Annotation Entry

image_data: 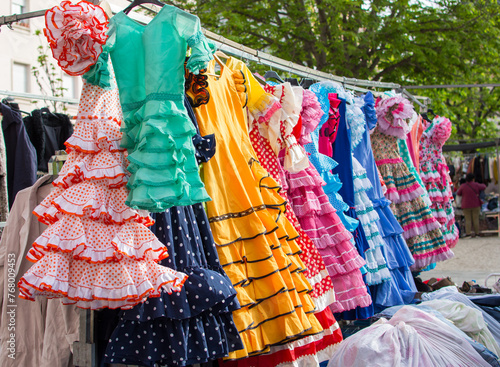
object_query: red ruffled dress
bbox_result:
[18,66,188,309]
[419,116,459,248]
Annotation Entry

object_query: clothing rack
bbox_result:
[0,90,79,104]
[0,1,431,104]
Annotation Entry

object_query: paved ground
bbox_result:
[422,235,500,288]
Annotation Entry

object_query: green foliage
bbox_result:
[171,0,500,142]
[32,29,67,112]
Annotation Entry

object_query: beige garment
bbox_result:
[0,121,8,235]
[0,175,79,367]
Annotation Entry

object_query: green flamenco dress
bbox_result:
[106,5,213,211]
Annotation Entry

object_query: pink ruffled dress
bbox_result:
[371,97,453,270]
[228,69,343,365]
[419,116,459,248]
[18,64,188,309]
[265,84,372,315]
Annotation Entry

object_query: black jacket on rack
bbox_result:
[1,102,37,208]
[23,108,73,172]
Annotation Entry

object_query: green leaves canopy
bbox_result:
[173,0,500,142]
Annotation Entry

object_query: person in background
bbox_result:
[456,173,486,238]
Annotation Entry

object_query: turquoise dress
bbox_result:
[106,5,213,211]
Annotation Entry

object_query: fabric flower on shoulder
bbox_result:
[44,0,108,76]
[375,96,414,138]
[430,116,452,146]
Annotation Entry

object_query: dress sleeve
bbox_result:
[175,9,214,75]
[82,22,116,89]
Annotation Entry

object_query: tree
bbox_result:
[169,0,500,141]
[32,29,67,112]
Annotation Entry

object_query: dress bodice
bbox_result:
[108,6,213,110]
[419,117,452,168]
[371,126,401,162]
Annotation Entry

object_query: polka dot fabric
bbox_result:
[104,204,243,366]
[18,63,188,309]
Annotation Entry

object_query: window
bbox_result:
[11,0,29,27]
[62,74,77,99]
[12,62,30,93]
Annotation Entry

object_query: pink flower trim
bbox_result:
[376,157,404,166]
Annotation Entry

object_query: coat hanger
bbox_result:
[1,98,29,115]
[214,50,230,61]
[209,53,226,78]
[264,70,284,84]
[300,78,315,89]
[123,0,164,14]
[421,108,435,123]
[40,106,57,118]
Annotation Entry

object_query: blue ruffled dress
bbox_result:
[352,92,417,312]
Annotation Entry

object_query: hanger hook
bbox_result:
[239,44,245,61]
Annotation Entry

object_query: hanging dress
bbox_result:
[398,137,433,209]
[348,96,391,286]
[106,5,213,211]
[18,59,188,309]
[220,57,342,367]
[264,83,371,315]
[304,87,359,234]
[322,87,374,320]
[419,116,459,248]
[190,59,323,360]
[103,98,243,366]
[371,96,453,270]
[352,92,417,311]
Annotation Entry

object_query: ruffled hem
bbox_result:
[27,216,167,263]
[223,310,342,367]
[37,180,151,226]
[385,182,425,204]
[54,149,129,189]
[66,117,124,154]
[420,167,443,182]
[400,216,442,240]
[125,181,211,212]
[328,275,373,314]
[119,100,211,211]
[287,170,325,190]
[353,175,373,194]
[18,252,188,309]
[121,268,239,321]
[410,244,454,270]
[104,311,242,367]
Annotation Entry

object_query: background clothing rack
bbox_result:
[0,90,80,105]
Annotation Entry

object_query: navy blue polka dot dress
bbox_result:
[104,205,243,366]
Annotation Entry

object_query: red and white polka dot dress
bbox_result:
[19,63,188,309]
